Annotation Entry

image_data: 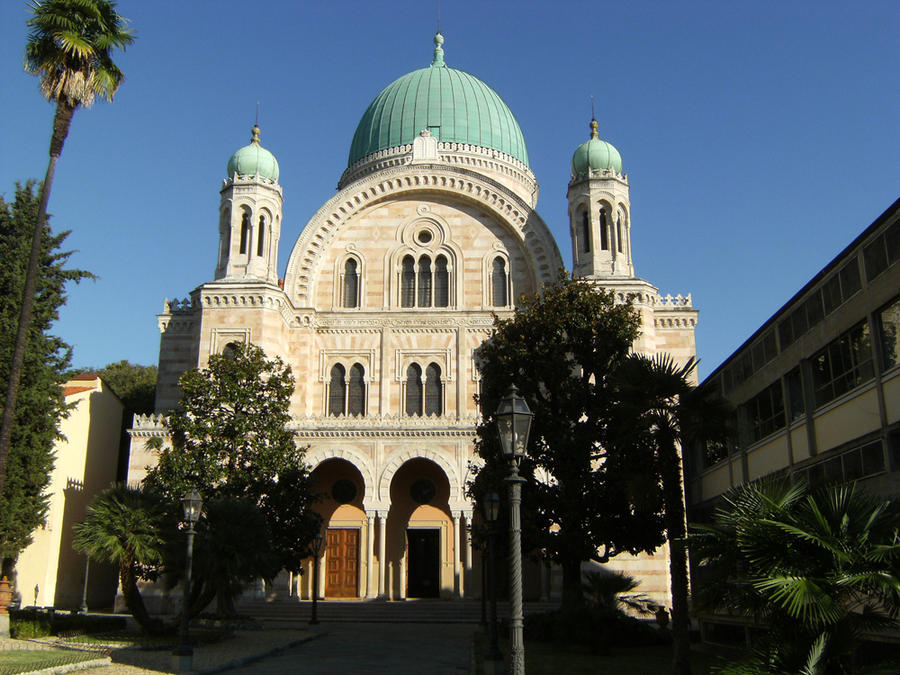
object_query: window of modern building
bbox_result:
[599,209,609,250]
[348,363,365,416]
[257,215,265,256]
[343,258,360,308]
[742,381,785,444]
[811,321,875,407]
[864,220,899,282]
[328,364,346,416]
[405,363,423,416]
[780,259,862,349]
[877,295,900,370]
[239,212,250,254]
[785,368,804,422]
[491,257,508,307]
[424,363,442,416]
[798,439,885,487]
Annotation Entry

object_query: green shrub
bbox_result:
[10,618,52,639]
[522,606,670,652]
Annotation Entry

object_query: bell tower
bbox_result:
[567,119,633,279]
[215,124,283,285]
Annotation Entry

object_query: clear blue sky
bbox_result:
[1,0,898,380]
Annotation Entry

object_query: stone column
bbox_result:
[377,513,387,598]
[453,512,462,598]
[366,513,376,598]
[463,510,473,599]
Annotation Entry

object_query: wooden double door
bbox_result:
[325,528,359,597]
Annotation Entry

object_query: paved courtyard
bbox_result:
[229,622,474,674]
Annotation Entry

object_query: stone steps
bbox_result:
[237,599,559,624]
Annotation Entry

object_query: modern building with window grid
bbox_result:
[686,195,900,520]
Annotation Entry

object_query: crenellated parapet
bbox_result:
[129,413,167,437]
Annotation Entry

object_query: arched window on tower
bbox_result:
[239,212,250,254]
[343,258,359,308]
[600,209,609,250]
[405,363,423,416]
[348,363,365,416]
[617,216,624,253]
[328,364,346,416]
[580,210,590,254]
[435,256,449,307]
[424,363,442,416]
[491,257,508,307]
[401,255,416,308]
[257,215,266,256]
[417,256,433,307]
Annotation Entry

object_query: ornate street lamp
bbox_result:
[495,385,532,675]
[482,491,502,663]
[310,532,324,625]
[173,488,203,674]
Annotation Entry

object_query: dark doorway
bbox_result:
[406,528,440,598]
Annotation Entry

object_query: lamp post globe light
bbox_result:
[310,532,324,625]
[173,488,203,674]
[494,385,533,675]
[482,491,502,664]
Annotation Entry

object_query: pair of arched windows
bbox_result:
[405,362,442,416]
[239,212,267,257]
[401,254,449,308]
[328,363,366,416]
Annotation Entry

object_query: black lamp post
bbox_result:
[495,385,533,675]
[483,491,502,663]
[173,488,203,674]
[309,532,324,625]
[78,553,89,614]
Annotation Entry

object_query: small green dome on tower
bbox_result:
[227,125,280,182]
[348,33,529,167]
[571,119,622,177]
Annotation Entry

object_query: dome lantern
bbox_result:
[226,124,280,182]
[571,118,622,178]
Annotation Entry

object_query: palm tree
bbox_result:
[0,0,133,499]
[692,479,900,674]
[73,484,167,633]
[613,354,733,675]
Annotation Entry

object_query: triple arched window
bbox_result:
[401,254,450,308]
[405,362,443,416]
[328,363,366,416]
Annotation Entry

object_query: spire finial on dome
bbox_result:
[432,31,445,67]
[589,118,599,140]
[251,124,261,145]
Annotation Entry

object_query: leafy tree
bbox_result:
[73,483,169,633]
[691,479,900,674]
[146,343,319,615]
[469,275,666,609]
[0,0,134,500]
[0,182,90,575]
[612,354,733,675]
[94,360,157,415]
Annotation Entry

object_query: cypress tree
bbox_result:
[0,182,91,575]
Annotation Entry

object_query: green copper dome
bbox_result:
[571,119,622,177]
[348,33,529,167]
[227,125,280,182]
